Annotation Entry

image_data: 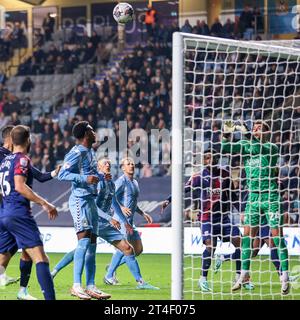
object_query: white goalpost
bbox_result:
[172,32,300,300]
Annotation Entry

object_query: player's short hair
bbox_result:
[1,125,14,140]
[98,157,111,166]
[254,120,270,132]
[121,157,135,167]
[72,121,94,140]
[204,148,220,165]
[204,148,218,155]
[11,125,30,146]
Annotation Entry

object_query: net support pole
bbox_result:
[171,32,184,300]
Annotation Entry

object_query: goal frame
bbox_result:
[171,32,300,300]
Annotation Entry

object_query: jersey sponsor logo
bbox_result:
[248,157,261,166]
[63,162,71,169]
[20,157,28,167]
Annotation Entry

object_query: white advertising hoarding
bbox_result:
[39,227,300,256]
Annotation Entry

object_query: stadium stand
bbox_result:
[0,18,299,225]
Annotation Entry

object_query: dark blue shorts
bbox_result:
[201,216,241,244]
[0,215,43,252]
[258,224,270,239]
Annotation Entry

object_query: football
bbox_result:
[113,2,134,24]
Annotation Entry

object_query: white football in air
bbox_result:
[113,2,134,24]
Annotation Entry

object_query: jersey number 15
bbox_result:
[0,171,11,197]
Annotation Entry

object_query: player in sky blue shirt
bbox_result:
[0,125,61,300]
[51,158,158,289]
[104,157,159,289]
[0,125,57,300]
[57,121,110,300]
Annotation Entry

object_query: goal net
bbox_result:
[172,32,300,300]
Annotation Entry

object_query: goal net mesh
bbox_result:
[180,34,300,300]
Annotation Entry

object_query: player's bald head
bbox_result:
[11,125,30,147]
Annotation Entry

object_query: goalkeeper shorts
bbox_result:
[244,192,283,229]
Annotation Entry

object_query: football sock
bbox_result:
[106,250,123,279]
[241,236,251,271]
[270,246,280,273]
[20,259,32,288]
[118,255,127,267]
[85,243,97,286]
[74,238,90,285]
[36,262,56,300]
[233,248,241,274]
[52,250,75,276]
[223,248,241,273]
[124,254,142,282]
[273,236,289,272]
[202,248,212,277]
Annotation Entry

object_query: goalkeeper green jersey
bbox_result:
[221,138,279,192]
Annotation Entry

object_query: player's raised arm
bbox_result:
[221,121,250,155]
[58,150,98,184]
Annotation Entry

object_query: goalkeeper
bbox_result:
[221,120,290,295]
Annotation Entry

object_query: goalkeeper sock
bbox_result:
[241,236,251,272]
[106,250,124,279]
[270,247,280,274]
[85,243,97,286]
[202,248,212,277]
[52,250,75,276]
[273,236,289,272]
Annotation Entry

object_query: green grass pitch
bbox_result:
[1,253,300,300]
[0,253,171,300]
[184,255,300,300]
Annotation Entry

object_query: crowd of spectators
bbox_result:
[17,39,103,76]
[0,6,300,223]
[184,44,300,224]
[0,21,27,61]
[35,41,173,178]
[180,5,263,41]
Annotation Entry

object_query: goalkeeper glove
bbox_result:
[234,120,249,134]
[223,121,236,134]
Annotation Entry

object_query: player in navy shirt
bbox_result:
[161,149,242,292]
[0,125,61,300]
[0,125,58,300]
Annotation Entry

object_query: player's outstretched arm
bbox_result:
[136,206,153,224]
[31,164,62,183]
[14,175,58,220]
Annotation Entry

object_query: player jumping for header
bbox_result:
[58,121,111,300]
[221,120,290,295]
